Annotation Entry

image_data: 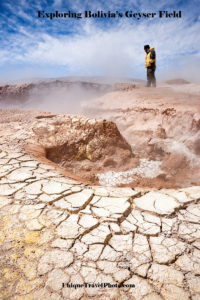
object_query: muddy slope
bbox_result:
[82,83,200,187]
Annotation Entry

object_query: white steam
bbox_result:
[0,82,110,114]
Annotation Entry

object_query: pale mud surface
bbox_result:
[0,80,200,299]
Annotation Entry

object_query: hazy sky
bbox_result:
[0,0,200,82]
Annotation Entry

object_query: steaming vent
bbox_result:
[31,108,200,188]
[1,79,200,188]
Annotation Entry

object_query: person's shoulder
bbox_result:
[150,48,156,58]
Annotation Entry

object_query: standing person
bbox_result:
[144,45,156,87]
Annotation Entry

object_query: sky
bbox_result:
[0,0,200,82]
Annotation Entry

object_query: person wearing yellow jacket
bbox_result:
[144,45,156,87]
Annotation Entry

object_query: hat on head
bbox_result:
[144,45,150,50]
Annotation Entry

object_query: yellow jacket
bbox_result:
[145,47,156,68]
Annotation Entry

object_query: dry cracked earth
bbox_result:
[1,148,200,300]
[0,110,200,300]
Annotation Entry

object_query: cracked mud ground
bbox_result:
[0,110,200,300]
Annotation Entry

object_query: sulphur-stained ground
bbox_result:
[0,105,200,299]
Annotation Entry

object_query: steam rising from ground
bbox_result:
[24,84,102,114]
[167,140,200,168]
[0,78,199,187]
[82,81,200,187]
[0,80,111,114]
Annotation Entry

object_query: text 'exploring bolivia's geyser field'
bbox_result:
[37,10,182,20]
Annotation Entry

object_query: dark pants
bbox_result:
[147,67,156,87]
